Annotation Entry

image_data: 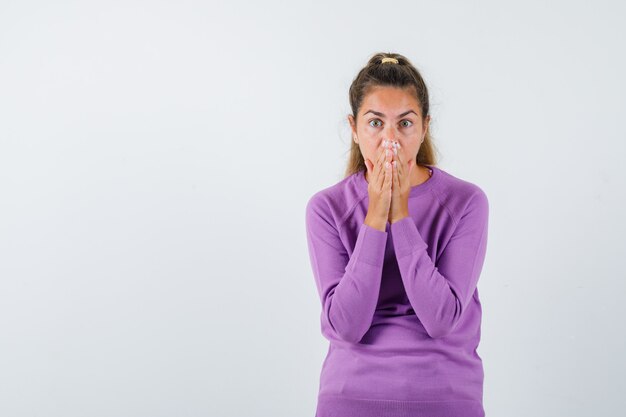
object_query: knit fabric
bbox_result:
[305,165,489,417]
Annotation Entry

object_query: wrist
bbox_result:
[364,214,388,232]
[390,211,409,224]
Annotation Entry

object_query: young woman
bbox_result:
[305,52,490,417]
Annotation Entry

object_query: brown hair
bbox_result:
[344,52,439,178]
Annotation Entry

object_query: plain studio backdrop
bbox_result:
[1,1,625,416]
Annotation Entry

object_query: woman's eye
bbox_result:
[369,119,413,128]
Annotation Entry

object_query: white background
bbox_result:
[1,1,625,416]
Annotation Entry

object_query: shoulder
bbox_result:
[305,171,366,230]
[431,166,489,224]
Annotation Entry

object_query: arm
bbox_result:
[390,190,489,339]
[305,196,387,343]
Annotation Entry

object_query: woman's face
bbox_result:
[349,85,430,171]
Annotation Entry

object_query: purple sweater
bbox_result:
[305,165,489,417]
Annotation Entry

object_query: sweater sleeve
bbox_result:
[305,196,388,344]
[389,190,489,339]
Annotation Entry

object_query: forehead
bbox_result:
[361,85,420,113]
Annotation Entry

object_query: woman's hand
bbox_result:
[388,140,415,224]
[363,140,393,232]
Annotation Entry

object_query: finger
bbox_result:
[393,141,405,176]
[407,159,415,180]
[392,141,404,188]
[394,141,403,164]
[371,144,385,188]
[377,143,391,190]
[392,159,399,191]
[384,155,393,190]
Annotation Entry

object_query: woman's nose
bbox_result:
[383,126,400,141]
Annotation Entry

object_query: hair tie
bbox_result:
[381,57,399,64]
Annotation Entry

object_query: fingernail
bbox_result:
[393,148,398,155]
[386,149,390,156]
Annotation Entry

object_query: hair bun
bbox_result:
[380,57,399,64]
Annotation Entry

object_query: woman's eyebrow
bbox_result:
[363,109,418,118]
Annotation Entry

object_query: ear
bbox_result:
[348,114,357,138]
[423,115,431,137]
